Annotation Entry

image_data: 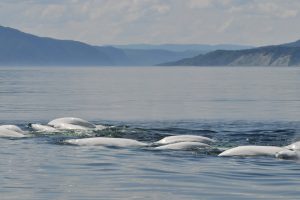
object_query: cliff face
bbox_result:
[161,45,300,66]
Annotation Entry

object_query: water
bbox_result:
[1,67,300,199]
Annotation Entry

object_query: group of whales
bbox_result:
[1,117,300,160]
[0,117,106,138]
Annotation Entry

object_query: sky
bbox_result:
[0,0,299,46]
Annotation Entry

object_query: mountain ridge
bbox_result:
[2,25,298,67]
[160,42,300,66]
[0,25,206,66]
[0,25,254,66]
[0,25,112,66]
[113,43,253,53]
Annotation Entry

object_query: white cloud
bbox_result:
[41,5,65,19]
[188,0,212,8]
[228,0,299,19]
[217,18,234,33]
[257,2,298,19]
[151,4,170,14]
[0,0,299,46]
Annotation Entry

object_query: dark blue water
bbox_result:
[1,67,300,199]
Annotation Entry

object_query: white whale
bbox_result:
[275,149,300,160]
[30,117,106,133]
[30,124,58,132]
[0,125,24,133]
[285,141,300,151]
[95,125,107,131]
[48,117,104,130]
[218,145,286,157]
[0,125,27,138]
[155,141,210,150]
[65,137,148,148]
[155,135,215,145]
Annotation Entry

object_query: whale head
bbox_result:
[276,150,300,160]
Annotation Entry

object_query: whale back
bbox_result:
[218,146,286,157]
[52,123,92,130]
[155,135,215,145]
[30,124,58,132]
[65,137,148,147]
[48,117,96,129]
[0,125,24,134]
[0,126,26,138]
[155,141,210,150]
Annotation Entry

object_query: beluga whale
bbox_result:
[155,141,211,150]
[65,137,148,148]
[275,149,300,160]
[29,117,106,132]
[218,141,300,159]
[154,135,215,145]
[218,145,286,157]
[285,141,300,151]
[0,125,28,138]
[48,117,97,130]
[272,141,300,160]
[28,123,58,133]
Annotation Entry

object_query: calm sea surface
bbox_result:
[1,67,300,199]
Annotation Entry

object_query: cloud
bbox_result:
[40,5,66,21]
[0,0,299,46]
[217,18,234,33]
[228,0,299,19]
[257,2,298,18]
[188,0,212,8]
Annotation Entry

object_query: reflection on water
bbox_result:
[1,67,300,199]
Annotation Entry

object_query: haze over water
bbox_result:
[1,67,300,199]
